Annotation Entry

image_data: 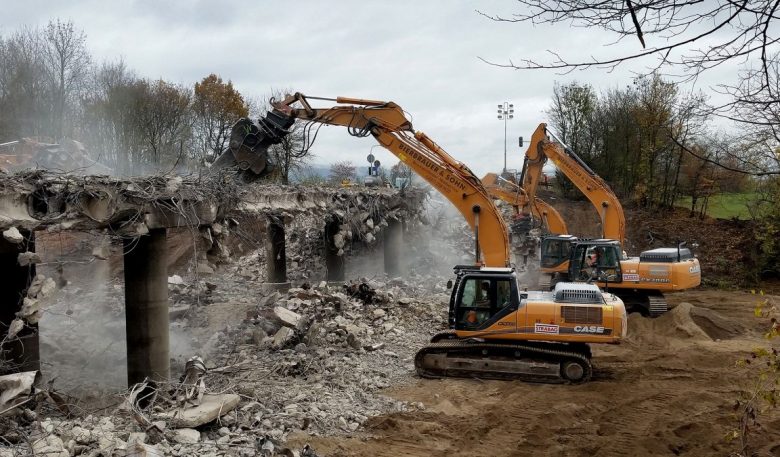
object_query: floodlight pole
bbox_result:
[497,102,514,173]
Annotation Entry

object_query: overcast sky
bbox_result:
[0,1,739,176]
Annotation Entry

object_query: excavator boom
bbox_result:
[217,93,627,384]
[263,93,511,267]
[521,124,626,244]
[481,172,568,235]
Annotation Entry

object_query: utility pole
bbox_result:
[497,102,514,173]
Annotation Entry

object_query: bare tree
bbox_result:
[389,160,413,188]
[480,1,779,88]
[79,60,139,171]
[0,27,48,140]
[480,1,780,178]
[329,161,356,185]
[42,19,91,139]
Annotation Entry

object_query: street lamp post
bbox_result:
[497,102,514,173]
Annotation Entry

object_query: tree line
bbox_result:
[0,20,310,181]
[546,76,779,282]
[546,76,777,214]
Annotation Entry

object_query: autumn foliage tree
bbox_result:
[193,74,248,163]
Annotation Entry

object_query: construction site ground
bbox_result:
[5,193,780,457]
[291,288,780,457]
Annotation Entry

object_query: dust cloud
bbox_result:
[36,232,193,393]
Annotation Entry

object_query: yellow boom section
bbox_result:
[521,123,626,244]
[272,93,511,267]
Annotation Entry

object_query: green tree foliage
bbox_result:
[546,82,597,198]
[547,75,710,208]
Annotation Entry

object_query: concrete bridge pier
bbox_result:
[123,228,169,386]
[265,215,288,288]
[384,218,403,277]
[0,229,39,373]
[325,219,345,282]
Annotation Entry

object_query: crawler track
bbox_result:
[415,338,593,384]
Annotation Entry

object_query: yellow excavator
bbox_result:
[481,172,568,266]
[520,123,701,316]
[481,172,568,236]
[216,93,627,383]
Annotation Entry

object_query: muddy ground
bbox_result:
[292,289,780,457]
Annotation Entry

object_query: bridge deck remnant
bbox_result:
[0,171,426,386]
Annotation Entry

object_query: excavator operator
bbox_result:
[586,247,604,280]
[462,281,492,328]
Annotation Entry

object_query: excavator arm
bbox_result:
[230,93,511,267]
[481,172,568,235]
[520,123,626,245]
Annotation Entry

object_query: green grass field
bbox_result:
[676,192,760,219]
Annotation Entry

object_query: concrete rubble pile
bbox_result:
[204,273,450,439]
[1,269,451,457]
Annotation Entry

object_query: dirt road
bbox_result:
[293,290,780,457]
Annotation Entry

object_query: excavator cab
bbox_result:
[541,235,577,269]
[570,240,623,283]
[449,266,523,332]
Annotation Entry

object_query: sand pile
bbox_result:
[626,302,746,347]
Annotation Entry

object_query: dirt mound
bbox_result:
[688,305,747,340]
[627,302,742,346]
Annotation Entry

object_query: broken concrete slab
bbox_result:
[168,305,191,320]
[274,306,302,329]
[31,434,68,457]
[125,442,163,457]
[2,227,23,244]
[0,370,40,414]
[273,326,294,348]
[26,274,56,299]
[172,428,200,444]
[159,393,240,428]
[17,251,41,266]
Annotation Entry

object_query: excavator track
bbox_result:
[415,339,592,384]
[647,293,668,317]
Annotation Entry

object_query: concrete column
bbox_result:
[325,220,344,282]
[384,218,403,277]
[265,216,287,285]
[124,229,169,386]
[0,230,39,373]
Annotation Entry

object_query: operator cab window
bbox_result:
[541,238,569,268]
[457,277,515,330]
[575,245,622,282]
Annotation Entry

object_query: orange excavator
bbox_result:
[481,172,568,236]
[481,172,568,266]
[216,93,626,383]
[520,123,701,316]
